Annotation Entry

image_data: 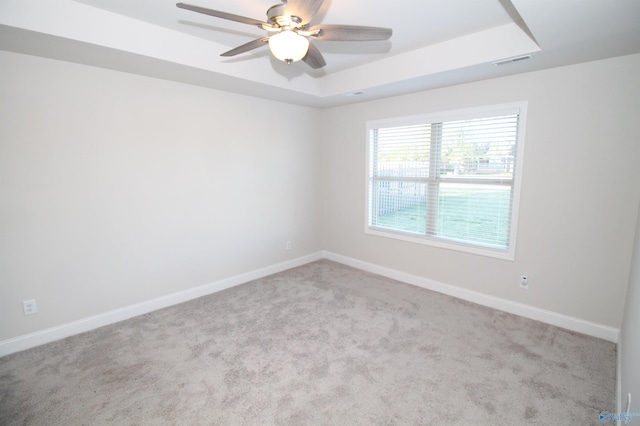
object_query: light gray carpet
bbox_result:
[0,260,615,425]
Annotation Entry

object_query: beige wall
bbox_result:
[2,49,639,344]
[620,201,640,413]
[0,51,322,341]
[321,54,640,328]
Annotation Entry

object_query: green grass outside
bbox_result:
[375,188,511,247]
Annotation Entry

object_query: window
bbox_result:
[366,103,526,260]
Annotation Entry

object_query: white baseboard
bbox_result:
[0,252,323,357]
[323,251,620,343]
[1,250,619,358]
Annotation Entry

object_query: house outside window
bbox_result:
[366,102,527,260]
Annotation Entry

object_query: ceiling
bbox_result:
[1,0,639,108]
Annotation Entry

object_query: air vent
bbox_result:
[493,55,532,66]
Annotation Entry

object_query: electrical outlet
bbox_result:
[23,299,38,315]
[520,275,529,289]
[286,241,292,250]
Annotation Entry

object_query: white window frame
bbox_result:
[365,102,527,260]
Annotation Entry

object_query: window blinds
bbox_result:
[368,110,521,251]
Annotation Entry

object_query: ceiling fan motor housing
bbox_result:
[267,4,301,28]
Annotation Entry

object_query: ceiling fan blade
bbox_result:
[176,3,269,28]
[302,41,326,69]
[284,0,324,25]
[221,37,270,57]
[309,24,392,41]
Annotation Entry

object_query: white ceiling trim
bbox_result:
[0,0,538,100]
[319,23,540,97]
[1,0,638,108]
[0,0,321,95]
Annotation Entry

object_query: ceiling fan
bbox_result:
[176,0,392,69]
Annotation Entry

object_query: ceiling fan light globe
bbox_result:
[268,30,309,63]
